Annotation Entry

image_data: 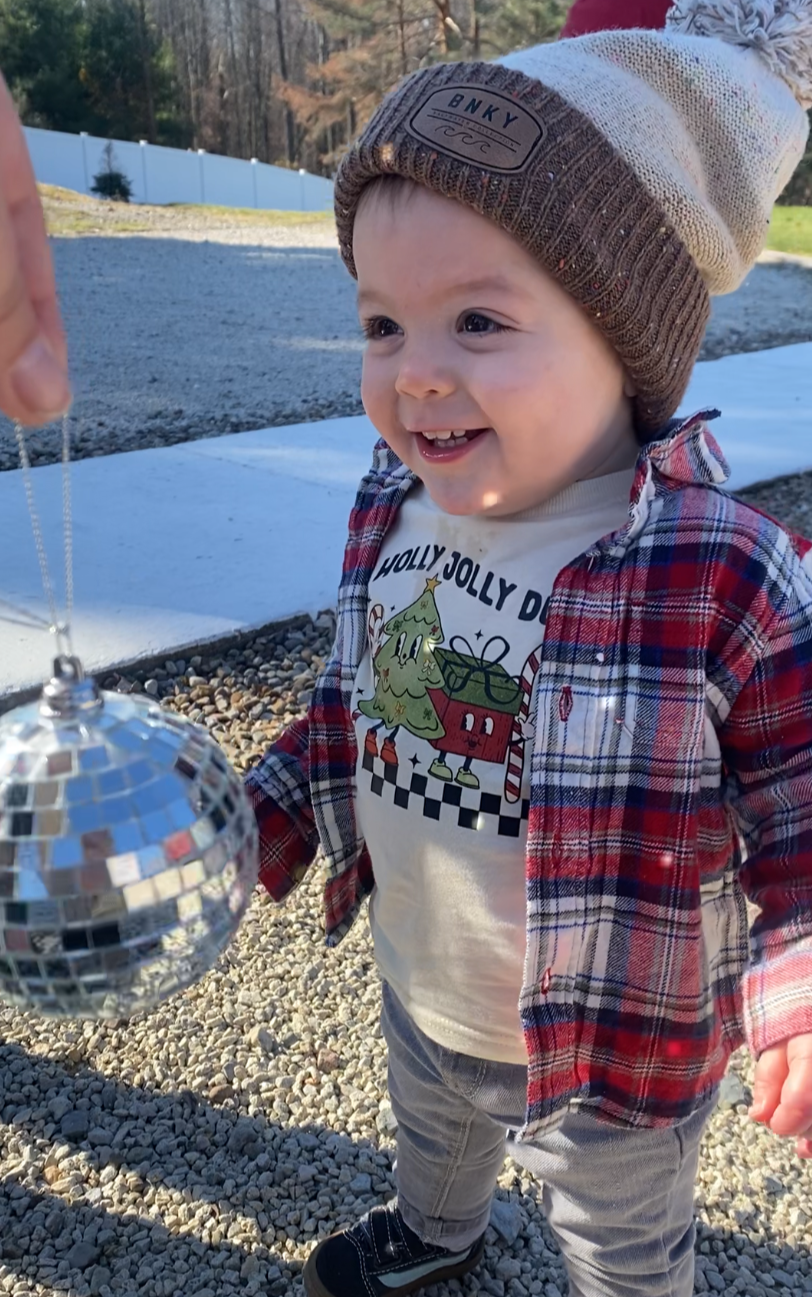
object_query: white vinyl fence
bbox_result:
[24,126,334,212]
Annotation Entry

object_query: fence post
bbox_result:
[139,141,149,204]
[251,158,258,209]
[80,132,89,193]
[298,167,306,212]
[198,149,206,205]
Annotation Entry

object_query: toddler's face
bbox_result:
[354,183,639,516]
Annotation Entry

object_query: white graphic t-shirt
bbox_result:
[352,469,635,1063]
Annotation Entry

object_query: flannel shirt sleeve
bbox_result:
[243,717,318,904]
[718,559,812,1056]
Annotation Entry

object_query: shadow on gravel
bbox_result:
[0,1037,390,1295]
[692,1224,811,1296]
[2,1035,810,1296]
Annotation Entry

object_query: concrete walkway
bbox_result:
[2,341,811,701]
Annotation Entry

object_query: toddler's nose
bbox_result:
[395,343,456,402]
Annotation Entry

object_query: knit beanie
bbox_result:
[334,1,812,435]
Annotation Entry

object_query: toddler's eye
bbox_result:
[461,312,508,334]
[362,316,400,340]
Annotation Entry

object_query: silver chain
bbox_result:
[11,414,74,657]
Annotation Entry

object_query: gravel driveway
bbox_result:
[1,223,812,472]
[3,616,811,1297]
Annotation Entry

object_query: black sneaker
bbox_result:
[303,1203,486,1297]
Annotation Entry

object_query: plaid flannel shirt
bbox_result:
[245,411,812,1137]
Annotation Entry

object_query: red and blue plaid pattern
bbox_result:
[246,413,812,1135]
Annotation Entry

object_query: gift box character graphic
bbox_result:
[358,577,542,800]
[426,639,522,790]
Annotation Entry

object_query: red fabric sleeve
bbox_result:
[560,0,671,38]
[244,717,318,903]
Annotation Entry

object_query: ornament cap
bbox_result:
[39,655,103,721]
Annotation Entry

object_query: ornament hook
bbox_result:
[39,654,102,721]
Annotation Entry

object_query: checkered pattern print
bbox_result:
[362,747,530,838]
[246,411,812,1137]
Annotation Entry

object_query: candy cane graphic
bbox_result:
[504,644,543,804]
[368,603,385,657]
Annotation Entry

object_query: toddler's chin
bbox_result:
[421,476,497,517]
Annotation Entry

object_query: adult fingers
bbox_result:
[0,74,71,424]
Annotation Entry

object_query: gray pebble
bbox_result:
[66,1242,99,1271]
[45,1209,65,1237]
[490,1199,522,1245]
[49,1095,74,1122]
[61,1110,90,1140]
[227,1118,260,1156]
[496,1258,523,1281]
[718,1072,747,1109]
[376,1101,398,1136]
[349,1173,373,1194]
[771,1272,795,1290]
[247,1025,275,1054]
[90,1267,113,1295]
[481,1280,507,1297]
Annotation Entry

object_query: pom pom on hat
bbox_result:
[560,0,671,37]
[666,0,812,107]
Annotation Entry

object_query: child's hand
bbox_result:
[749,1034,812,1158]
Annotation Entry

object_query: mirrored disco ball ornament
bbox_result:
[0,656,259,1019]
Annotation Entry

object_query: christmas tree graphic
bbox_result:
[359,577,446,760]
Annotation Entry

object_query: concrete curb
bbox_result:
[757,249,812,269]
[0,611,317,718]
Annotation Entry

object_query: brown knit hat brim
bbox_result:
[334,61,710,435]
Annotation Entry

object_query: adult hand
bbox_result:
[750,1033,812,1159]
[0,72,71,425]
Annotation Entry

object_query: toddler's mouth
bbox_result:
[414,428,492,460]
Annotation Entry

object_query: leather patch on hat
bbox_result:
[407,84,545,173]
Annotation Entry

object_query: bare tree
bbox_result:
[274,0,297,162]
[146,0,572,174]
[136,0,158,140]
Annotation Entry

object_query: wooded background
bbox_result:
[1,0,809,200]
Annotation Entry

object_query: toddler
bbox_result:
[246,2,812,1294]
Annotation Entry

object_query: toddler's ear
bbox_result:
[623,374,638,399]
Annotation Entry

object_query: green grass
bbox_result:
[166,201,332,226]
[40,182,808,254]
[39,183,87,203]
[765,206,812,258]
[38,182,332,237]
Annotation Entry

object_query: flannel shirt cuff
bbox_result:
[247,782,316,904]
[742,940,812,1055]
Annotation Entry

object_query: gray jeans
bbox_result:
[381,981,716,1297]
